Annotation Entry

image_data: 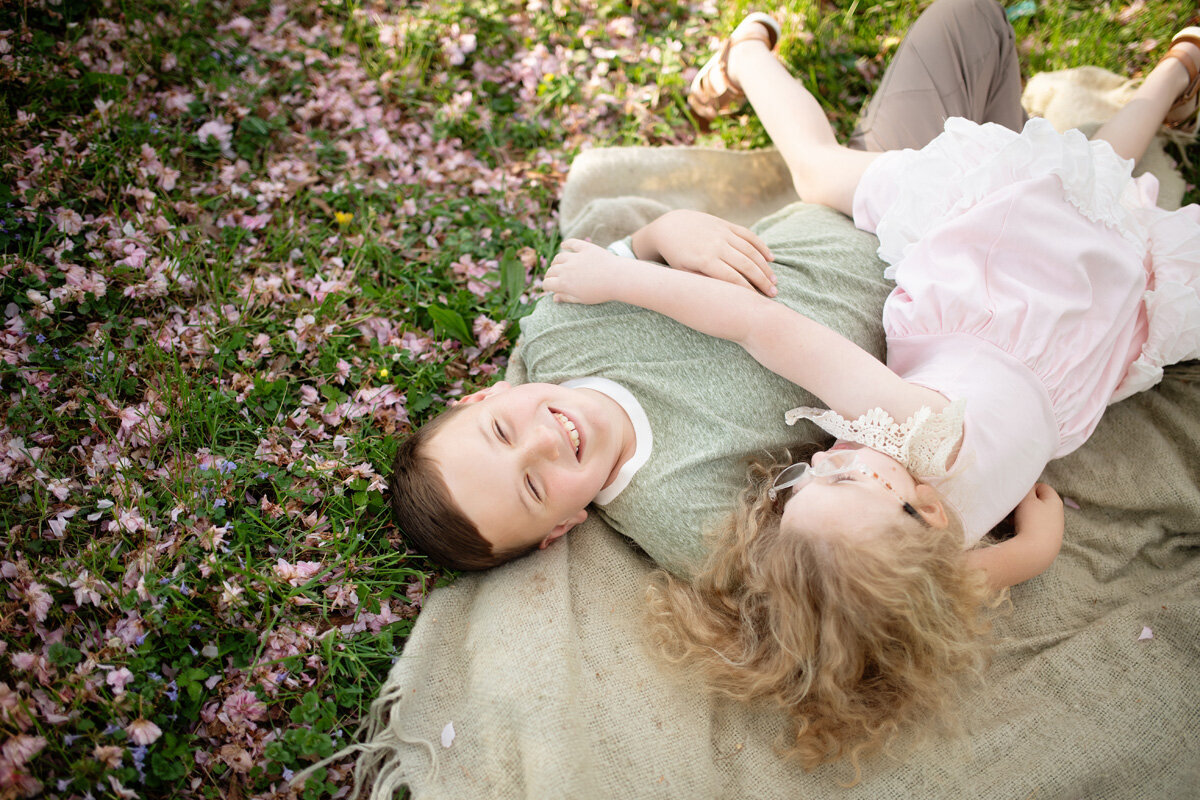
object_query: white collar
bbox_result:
[561,377,652,504]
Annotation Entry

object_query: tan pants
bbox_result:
[849,0,1027,152]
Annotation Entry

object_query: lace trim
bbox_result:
[784,399,967,477]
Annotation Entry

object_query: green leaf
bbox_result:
[48,641,83,666]
[151,748,190,781]
[500,249,525,305]
[407,391,433,415]
[240,115,270,137]
[427,304,472,344]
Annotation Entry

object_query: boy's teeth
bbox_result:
[553,412,580,453]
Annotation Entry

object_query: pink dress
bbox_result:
[850,117,1200,543]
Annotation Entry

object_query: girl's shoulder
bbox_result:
[785,398,965,477]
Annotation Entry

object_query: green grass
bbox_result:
[0,0,1196,796]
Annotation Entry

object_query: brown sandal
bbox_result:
[688,12,782,122]
[1163,26,1200,132]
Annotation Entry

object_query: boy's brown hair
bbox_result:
[388,405,537,571]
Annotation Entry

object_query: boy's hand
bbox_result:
[544,239,630,304]
[634,210,776,296]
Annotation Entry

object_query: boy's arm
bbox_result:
[544,239,945,421]
[626,210,777,296]
[965,483,1065,590]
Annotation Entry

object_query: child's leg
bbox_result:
[1093,35,1200,163]
[725,40,877,216]
[849,0,1026,152]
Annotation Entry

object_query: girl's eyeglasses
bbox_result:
[769,450,930,525]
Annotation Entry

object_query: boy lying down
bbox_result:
[389,205,898,577]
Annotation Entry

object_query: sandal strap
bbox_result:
[1169,28,1200,82]
[720,15,781,94]
[689,13,780,120]
[1164,28,1200,130]
[1165,48,1199,86]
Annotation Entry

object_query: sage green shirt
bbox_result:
[506,204,891,576]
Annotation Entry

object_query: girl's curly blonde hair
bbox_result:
[645,453,1000,779]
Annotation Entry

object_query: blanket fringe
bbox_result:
[293,675,439,799]
[1160,125,1198,167]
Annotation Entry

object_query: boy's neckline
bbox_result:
[562,377,653,504]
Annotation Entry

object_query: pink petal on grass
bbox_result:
[126,718,162,746]
[1062,496,1080,510]
[1138,626,1154,641]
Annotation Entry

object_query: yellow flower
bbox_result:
[378,367,389,378]
[334,211,354,226]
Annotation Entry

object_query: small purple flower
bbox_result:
[218,460,237,474]
[131,744,148,781]
[35,333,46,343]
[165,680,179,702]
[213,498,226,508]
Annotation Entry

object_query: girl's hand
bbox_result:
[1014,482,1065,550]
[633,210,776,296]
[966,482,1064,590]
[544,239,630,304]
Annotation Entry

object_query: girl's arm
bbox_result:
[544,239,946,421]
[965,483,1065,590]
[629,210,777,296]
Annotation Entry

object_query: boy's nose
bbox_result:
[522,422,561,461]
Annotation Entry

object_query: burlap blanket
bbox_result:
[342,69,1200,799]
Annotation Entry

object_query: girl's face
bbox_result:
[778,444,948,540]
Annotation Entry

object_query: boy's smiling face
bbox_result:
[425,381,635,555]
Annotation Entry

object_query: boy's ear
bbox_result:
[914,484,950,530]
[540,508,588,549]
[458,380,511,405]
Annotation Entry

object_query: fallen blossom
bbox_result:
[93,744,124,769]
[195,119,235,158]
[106,667,135,694]
[53,208,84,235]
[473,315,506,348]
[23,581,53,623]
[125,718,162,746]
[1,735,46,768]
[273,559,323,586]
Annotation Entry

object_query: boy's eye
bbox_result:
[493,420,509,444]
[829,473,859,484]
[525,475,542,502]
